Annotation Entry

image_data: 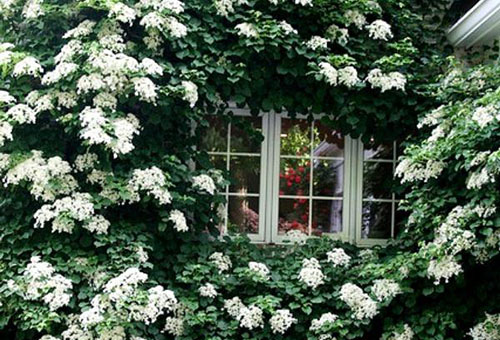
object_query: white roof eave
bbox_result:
[447,0,500,48]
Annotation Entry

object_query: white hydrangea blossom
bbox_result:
[104,267,148,302]
[140,12,166,30]
[248,261,270,280]
[54,40,83,64]
[168,209,188,232]
[34,192,110,234]
[366,68,406,92]
[0,121,13,147]
[54,91,78,109]
[237,305,264,330]
[306,36,328,50]
[279,21,297,35]
[140,57,163,76]
[294,0,312,6]
[344,10,366,29]
[0,90,16,104]
[12,56,43,77]
[298,258,324,289]
[286,229,307,244]
[318,62,337,86]
[418,105,446,129]
[367,20,393,40]
[9,256,73,311]
[6,104,37,124]
[22,0,44,19]
[138,0,185,13]
[467,168,494,190]
[326,24,349,45]
[41,62,78,85]
[181,80,198,107]
[77,73,106,94]
[370,279,401,302]
[468,313,500,340]
[427,255,463,285]
[165,17,188,38]
[209,252,232,273]
[224,296,245,318]
[269,309,297,334]
[4,151,78,201]
[132,77,158,103]
[235,22,258,38]
[310,312,338,332]
[132,285,177,324]
[93,92,117,111]
[338,66,360,87]
[192,174,216,194]
[389,324,415,340]
[472,105,496,128]
[326,248,351,267]
[339,283,378,320]
[395,158,445,183]
[109,2,137,26]
[128,166,172,204]
[432,206,476,255]
[0,50,13,66]
[63,20,96,39]
[199,283,218,298]
[164,316,185,336]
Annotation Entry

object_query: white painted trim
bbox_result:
[447,0,500,48]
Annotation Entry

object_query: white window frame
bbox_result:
[204,107,399,246]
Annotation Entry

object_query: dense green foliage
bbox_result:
[2,0,500,339]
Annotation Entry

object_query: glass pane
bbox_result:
[280,118,311,157]
[363,162,394,199]
[312,122,344,158]
[227,196,259,234]
[217,202,227,235]
[313,159,344,197]
[393,205,406,238]
[209,155,227,171]
[230,116,263,153]
[278,198,309,235]
[312,199,342,235]
[229,156,260,194]
[201,116,228,152]
[362,201,392,239]
[279,158,310,196]
[364,142,393,160]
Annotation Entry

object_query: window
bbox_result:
[200,107,402,245]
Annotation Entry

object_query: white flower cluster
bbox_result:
[418,105,446,129]
[468,313,500,340]
[132,77,158,103]
[235,22,258,38]
[306,36,329,50]
[164,316,185,336]
[182,80,199,107]
[279,21,297,35]
[395,158,445,183]
[6,104,37,124]
[128,166,172,204]
[42,62,78,85]
[0,121,13,147]
[168,209,188,232]
[34,192,110,234]
[192,174,216,194]
[199,283,218,298]
[23,0,44,19]
[248,261,270,280]
[326,248,351,267]
[79,107,141,156]
[298,258,324,289]
[326,24,349,45]
[63,20,96,39]
[432,206,476,255]
[3,151,78,201]
[472,105,496,129]
[209,252,232,273]
[367,20,393,40]
[269,309,297,334]
[389,324,415,340]
[370,279,401,302]
[12,56,43,77]
[344,10,366,29]
[319,62,338,86]
[238,305,264,330]
[9,256,72,311]
[427,255,463,285]
[310,312,338,332]
[224,296,245,318]
[0,90,16,104]
[76,268,177,335]
[286,229,307,244]
[109,2,137,26]
[366,68,406,92]
[467,167,494,190]
[339,283,378,320]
